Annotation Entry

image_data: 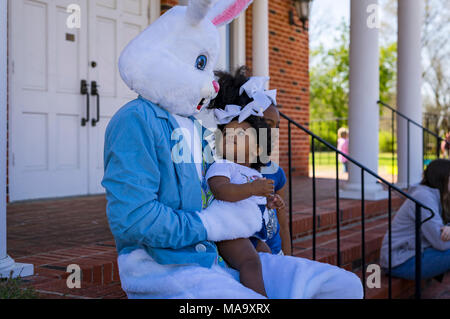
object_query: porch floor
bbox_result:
[5,177,450,299]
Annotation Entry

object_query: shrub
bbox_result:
[0,277,39,299]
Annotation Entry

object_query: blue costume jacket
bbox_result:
[102,97,220,268]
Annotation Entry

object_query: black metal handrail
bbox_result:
[280,111,435,299]
[378,100,445,188]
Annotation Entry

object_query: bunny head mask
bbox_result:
[119,0,254,117]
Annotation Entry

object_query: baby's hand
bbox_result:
[267,194,286,211]
[251,178,274,197]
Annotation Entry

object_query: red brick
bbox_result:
[92,265,103,284]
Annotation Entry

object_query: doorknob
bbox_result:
[80,80,90,127]
[91,81,101,127]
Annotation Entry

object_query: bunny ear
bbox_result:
[207,0,254,27]
[186,0,215,26]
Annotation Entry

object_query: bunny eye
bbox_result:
[196,55,208,71]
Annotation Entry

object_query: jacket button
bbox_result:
[195,244,207,253]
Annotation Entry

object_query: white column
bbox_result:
[396,0,424,188]
[252,0,269,81]
[149,0,161,24]
[0,0,9,273]
[341,0,387,200]
[216,25,230,71]
[230,12,246,72]
[0,0,33,278]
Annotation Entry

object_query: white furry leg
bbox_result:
[117,249,266,299]
[259,253,364,299]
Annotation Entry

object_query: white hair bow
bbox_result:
[214,77,277,125]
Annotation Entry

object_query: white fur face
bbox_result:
[119,6,220,117]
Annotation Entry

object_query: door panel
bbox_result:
[118,22,143,99]
[56,5,82,94]
[22,0,49,91]
[55,114,81,170]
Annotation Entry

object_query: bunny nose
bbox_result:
[213,81,220,93]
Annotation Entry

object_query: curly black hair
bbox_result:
[209,66,254,110]
[210,66,272,171]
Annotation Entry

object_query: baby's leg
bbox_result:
[217,238,267,297]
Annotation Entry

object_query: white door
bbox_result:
[9,0,149,201]
[9,0,90,202]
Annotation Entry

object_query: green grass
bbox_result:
[309,152,441,176]
[0,277,39,299]
[309,152,399,174]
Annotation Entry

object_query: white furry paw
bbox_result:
[198,198,263,242]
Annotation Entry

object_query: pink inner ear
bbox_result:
[212,0,252,26]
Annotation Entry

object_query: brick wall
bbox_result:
[161,0,179,13]
[246,1,310,177]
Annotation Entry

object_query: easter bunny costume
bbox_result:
[102,0,363,299]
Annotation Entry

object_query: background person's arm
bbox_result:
[441,226,450,241]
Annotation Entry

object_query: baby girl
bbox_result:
[206,71,281,297]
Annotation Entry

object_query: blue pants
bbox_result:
[389,248,450,280]
[343,162,349,173]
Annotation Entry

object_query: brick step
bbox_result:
[291,213,435,299]
[15,241,120,286]
[290,195,404,240]
[361,269,449,299]
[293,215,390,271]
[21,276,127,299]
[353,269,416,299]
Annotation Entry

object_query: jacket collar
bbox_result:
[138,96,170,120]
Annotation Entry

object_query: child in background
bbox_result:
[337,128,349,173]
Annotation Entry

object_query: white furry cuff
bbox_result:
[198,198,263,242]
